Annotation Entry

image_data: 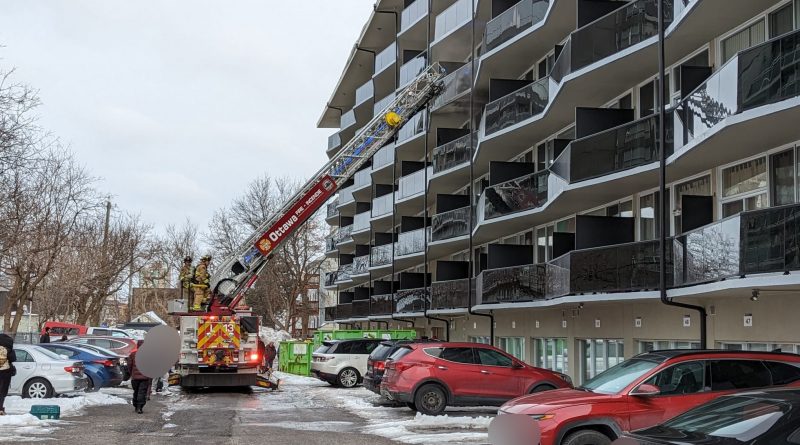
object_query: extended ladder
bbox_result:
[210,63,445,309]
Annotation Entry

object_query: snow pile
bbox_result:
[3,390,127,417]
[0,413,49,428]
[258,326,293,345]
[272,371,324,387]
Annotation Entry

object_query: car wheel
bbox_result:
[23,378,54,399]
[406,402,417,411]
[562,430,612,445]
[87,376,98,392]
[530,383,556,394]
[414,383,447,416]
[337,368,360,388]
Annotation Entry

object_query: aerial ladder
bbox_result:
[168,64,445,388]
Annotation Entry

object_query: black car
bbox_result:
[625,387,800,444]
[363,339,433,394]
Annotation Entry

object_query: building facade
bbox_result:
[318,0,800,383]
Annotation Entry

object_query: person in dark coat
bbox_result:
[39,327,51,344]
[127,340,151,414]
[265,342,277,371]
[0,333,16,416]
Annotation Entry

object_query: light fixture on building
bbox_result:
[751,289,759,302]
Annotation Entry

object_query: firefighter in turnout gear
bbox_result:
[178,256,193,301]
[191,255,211,311]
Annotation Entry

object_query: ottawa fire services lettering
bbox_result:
[268,215,298,241]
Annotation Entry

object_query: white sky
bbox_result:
[0,1,371,231]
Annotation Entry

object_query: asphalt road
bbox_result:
[35,385,405,445]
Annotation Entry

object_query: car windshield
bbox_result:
[34,346,71,361]
[370,344,395,360]
[580,359,659,394]
[661,396,790,442]
[388,346,413,361]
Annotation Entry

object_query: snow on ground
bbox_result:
[0,389,128,442]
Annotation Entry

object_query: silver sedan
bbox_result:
[10,344,90,398]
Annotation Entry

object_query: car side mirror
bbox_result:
[631,383,661,397]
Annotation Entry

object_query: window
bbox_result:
[534,338,568,374]
[497,337,525,361]
[639,189,669,240]
[721,157,768,217]
[719,342,800,354]
[764,361,800,385]
[349,341,379,355]
[673,50,709,98]
[14,349,33,362]
[769,3,795,39]
[110,331,129,338]
[440,347,476,364]
[468,336,491,344]
[721,19,766,63]
[771,149,796,206]
[638,340,701,353]
[477,348,514,367]
[709,360,772,390]
[645,361,707,395]
[580,339,625,382]
[674,175,712,234]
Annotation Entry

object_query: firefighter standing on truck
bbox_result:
[178,256,193,301]
[192,255,211,311]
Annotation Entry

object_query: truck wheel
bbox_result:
[337,368,360,388]
[23,378,54,399]
[414,383,447,416]
[562,430,612,445]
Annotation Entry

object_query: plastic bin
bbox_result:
[30,405,60,420]
[279,340,313,376]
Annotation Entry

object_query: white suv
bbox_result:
[311,339,382,388]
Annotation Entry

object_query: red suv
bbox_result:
[499,350,800,445]
[380,342,572,415]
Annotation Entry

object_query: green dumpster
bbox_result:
[279,340,313,376]
[312,329,416,349]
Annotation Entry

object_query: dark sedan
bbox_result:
[625,387,800,444]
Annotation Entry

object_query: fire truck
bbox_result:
[167,64,444,388]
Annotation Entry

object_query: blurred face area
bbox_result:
[488,414,541,445]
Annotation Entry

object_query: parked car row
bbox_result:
[311,339,800,444]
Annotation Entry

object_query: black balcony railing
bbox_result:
[323,271,337,287]
[370,294,394,316]
[485,76,549,136]
[479,264,547,304]
[677,28,800,148]
[551,112,673,183]
[395,288,429,313]
[371,244,393,267]
[432,133,475,174]
[551,0,671,83]
[431,278,473,309]
[431,206,471,242]
[484,170,549,219]
[432,64,472,110]
[324,306,336,322]
[352,299,370,318]
[483,0,550,53]
[336,303,352,320]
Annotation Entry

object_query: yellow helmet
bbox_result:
[384,111,402,127]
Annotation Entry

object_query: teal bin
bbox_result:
[30,405,60,420]
[279,340,313,376]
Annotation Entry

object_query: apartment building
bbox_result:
[317,0,800,383]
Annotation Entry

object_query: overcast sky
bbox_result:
[0,1,371,232]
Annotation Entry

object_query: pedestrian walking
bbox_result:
[127,340,152,414]
[0,333,16,416]
[39,327,51,344]
[265,341,277,372]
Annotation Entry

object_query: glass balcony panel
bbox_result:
[433,132,475,173]
[550,39,572,83]
[430,278,473,309]
[326,199,339,218]
[355,80,374,106]
[431,206,470,241]
[370,293,394,316]
[324,306,336,322]
[401,0,428,32]
[373,144,395,169]
[483,0,550,53]
[371,244,393,267]
[397,112,426,142]
[325,237,337,252]
[339,186,355,204]
[673,0,692,18]
[352,299,370,318]
[374,92,396,116]
[335,264,353,283]
[328,132,341,150]
[484,170,549,219]
[371,194,393,217]
[741,204,800,275]
[554,112,673,183]
[375,42,397,75]
[676,216,741,286]
[399,53,427,88]
[336,303,352,320]
[481,264,546,304]
[738,29,800,112]
[354,169,371,189]
[324,271,337,287]
[435,0,472,41]
[353,212,371,232]
[432,63,473,110]
[352,255,370,275]
[484,76,549,136]
[334,225,353,244]
[398,168,428,200]
[545,255,570,299]
[396,229,425,256]
[395,287,429,313]
[677,58,739,145]
[340,109,356,130]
